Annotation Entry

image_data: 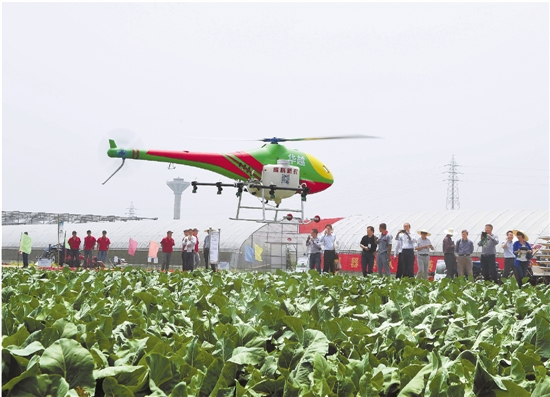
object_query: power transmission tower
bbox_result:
[444,155,461,210]
[126,202,137,218]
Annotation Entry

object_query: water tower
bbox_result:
[166,178,190,220]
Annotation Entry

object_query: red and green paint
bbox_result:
[108,140,334,194]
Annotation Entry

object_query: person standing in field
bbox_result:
[306,228,322,273]
[83,230,96,269]
[443,228,457,279]
[415,229,434,280]
[501,230,515,278]
[512,230,532,288]
[68,231,81,268]
[394,233,403,278]
[192,228,200,268]
[359,226,378,276]
[478,224,499,282]
[319,224,338,274]
[395,223,416,278]
[182,229,196,271]
[19,232,31,268]
[377,223,392,277]
[96,230,111,266]
[160,230,175,272]
[455,230,474,278]
[203,230,211,270]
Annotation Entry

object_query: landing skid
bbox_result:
[191,181,313,223]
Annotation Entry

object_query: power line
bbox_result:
[444,155,461,210]
[463,180,549,187]
[461,165,549,172]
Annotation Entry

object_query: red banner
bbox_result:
[335,253,505,273]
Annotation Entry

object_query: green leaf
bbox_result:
[39,338,95,395]
[290,329,329,386]
[501,380,530,397]
[399,361,434,396]
[4,341,45,357]
[2,326,30,348]
[8,374,70,397]
[532,377,550,396]
[534,311,550,359]
[2,355,41,392]
[93,365,145,379]
[103,376,134,397]
[473,359,506,396]
[198,357,224,397]
[228,347,267,366]
[169,382,189,397]
[146,353,181,394]
[234,324,265,348]
[283,316,306,343]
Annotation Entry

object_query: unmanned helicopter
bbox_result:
[104,135,377,222]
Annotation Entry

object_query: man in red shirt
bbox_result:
[97,230,110,266]
[160,231,175,272]
[68,231,81,268]
[83,230,96,269]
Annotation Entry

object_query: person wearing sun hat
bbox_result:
[443,228,457,279]
[415,229,434,280]
[512,230,532,288]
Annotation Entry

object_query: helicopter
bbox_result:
[104,135,377,222]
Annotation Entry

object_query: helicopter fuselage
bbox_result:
[107,141,334,194]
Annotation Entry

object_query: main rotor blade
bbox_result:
[260,134,380,143]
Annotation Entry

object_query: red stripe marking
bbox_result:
[231,152,265,174]
[300,180,332,194]
[146,150,249,179]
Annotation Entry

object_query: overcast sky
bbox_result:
[3,3,548,223]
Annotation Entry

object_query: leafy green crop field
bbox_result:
[2,268,550,397]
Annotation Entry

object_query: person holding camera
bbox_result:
[501,230,515,278]
[306,228,322,273]
[182,229,196,271]
[360,226,378,277]
[319,224,338,274]
[512,230,532,288]
[395,223,416,278]
[415,230,434,280]
[478,224,499,282]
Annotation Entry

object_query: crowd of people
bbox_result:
[306,223,536,287]
[66,230,111,268]
[18,223,537,287]
[160,229,215,272]
[49,228,215,271]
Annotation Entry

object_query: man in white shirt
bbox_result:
[319,224,338,274]
[501,230,515,278]
[182,229,196,271]
[395,223,416,278]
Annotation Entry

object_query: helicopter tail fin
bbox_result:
[109,139,117,149]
